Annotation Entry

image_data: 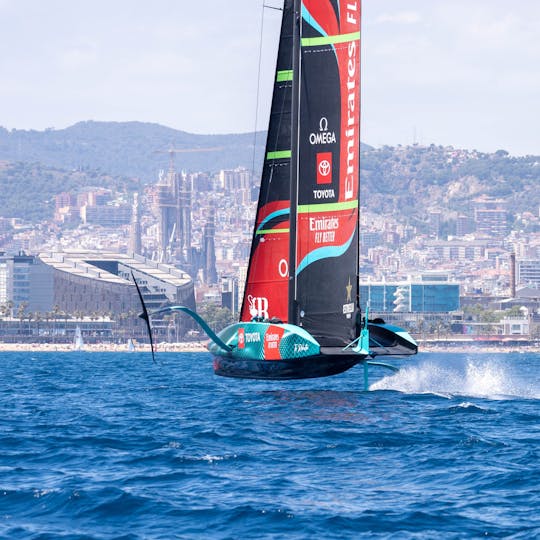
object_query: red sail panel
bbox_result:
[240,1,295,323]
[294,0,361,345]
[240,203,290,322]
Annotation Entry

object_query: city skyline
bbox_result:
[0,1,539,155]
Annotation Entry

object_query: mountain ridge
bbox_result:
[1,121,539,234]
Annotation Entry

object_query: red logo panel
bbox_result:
[238,328,245,349]
[316,152,332,185]
[264,326,285,360]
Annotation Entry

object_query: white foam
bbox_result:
[370,358,540,399]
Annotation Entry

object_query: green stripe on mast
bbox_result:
[276,70,293,82]
[266,150,292,160]
[301,31,360,47]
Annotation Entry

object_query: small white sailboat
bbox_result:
[73,325,84,351]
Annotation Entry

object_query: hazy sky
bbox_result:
[1,0,539,155]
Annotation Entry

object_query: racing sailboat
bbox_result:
[134,0,417,380]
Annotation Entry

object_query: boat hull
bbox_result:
[368,322,418,357]
[213,352,362,380]
[208,322,366,380]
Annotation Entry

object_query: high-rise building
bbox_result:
[517,259,540,286]
[128,192,142,255]
[473,195,508,237]
[221,276,239,315]
[203,210,217,285]
[0,252,54,312]
[155,165,192,268]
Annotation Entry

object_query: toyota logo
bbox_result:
[318,160,331,177]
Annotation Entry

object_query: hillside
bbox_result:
[0,121,373,182]
[0,161,128,222]
[361,145,540,233]
[0,121,266,181]
[1,122,539,229]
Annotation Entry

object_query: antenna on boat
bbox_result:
[131,271,156,363]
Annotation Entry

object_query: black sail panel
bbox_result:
[240,1,295,323]
[294,0,361,346]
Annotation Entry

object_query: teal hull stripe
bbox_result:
[296,231,355,276]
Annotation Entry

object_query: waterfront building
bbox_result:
[37,250,194,318]
[360,275,460,313]
[0,252,53,312]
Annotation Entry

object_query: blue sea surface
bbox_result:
[0,350,539,539]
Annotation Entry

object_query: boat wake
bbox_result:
[370,357,540,399]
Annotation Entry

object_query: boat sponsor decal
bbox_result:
[238,327,245,349]
[310,215,339,244]
[245,331,262,343]
[309,117,337,145]
[313,188,336,199]
[316,152,333,184]
[297,204,357,260]
[296,228,356,275]
[264,325,285,360]
[248,295,269,319]
[294,343,310,353]
[346,276,353,301]
[343,32,358,202]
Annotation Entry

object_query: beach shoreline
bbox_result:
[0,341,209,353]
[0,341,539,354]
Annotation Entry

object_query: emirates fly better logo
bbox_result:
[316,152,332,184]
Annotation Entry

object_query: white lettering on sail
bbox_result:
[310,217,339,244]
[278,259,288,278]
[310,131,337,145]
[346,2,358,25]
[344,14,358,201]
[314,231,336,244]
[309,116,337,145]
[248,295,269,319]
[313,189,335,199]
[309,217,339,231]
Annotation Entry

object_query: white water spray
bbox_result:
[370,356,540,399]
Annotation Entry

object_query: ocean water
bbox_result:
[0,351,539,539]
